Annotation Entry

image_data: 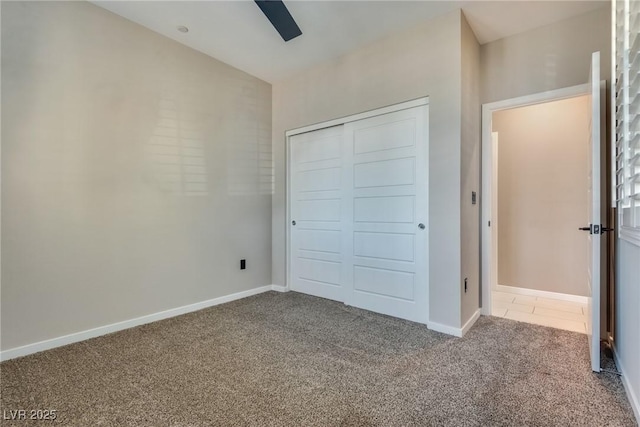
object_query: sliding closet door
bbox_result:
[289,125,347,302]
[344,106,429,324]
[288,102,429,324]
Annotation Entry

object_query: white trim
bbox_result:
[483,84,589,114]
[461,310,481,337]
[285,97,428,138]
[481,83,590,316]
[285,127,291,295]
[427,321,463,338]
[613,346,640,424]
[490,132,499,301]
[270,284,288,292]
[495,284,589,305]
[0,285,275,362]
[427,310,480,338]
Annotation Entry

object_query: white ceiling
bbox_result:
[93,1,608,83]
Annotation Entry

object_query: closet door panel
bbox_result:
[288,103,429,325]
[289,125,346,302]
[344,106,429,324]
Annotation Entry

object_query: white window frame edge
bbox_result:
[480,84,590,316]
[614,0,640,247]
[612,0,616,213]
[284,97,429,295]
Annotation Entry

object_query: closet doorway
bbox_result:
[286,99,429,324]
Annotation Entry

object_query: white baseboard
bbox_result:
[270,284,288,292]
[428,309,481,338]
[0,285,276,362]
[613,345,640,424]
[461,309,481,336]
[427,321,463,337]
[495,284,588,304]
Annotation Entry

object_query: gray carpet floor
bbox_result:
[0,291,636,426]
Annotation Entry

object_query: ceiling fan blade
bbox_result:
[254,0,302,42]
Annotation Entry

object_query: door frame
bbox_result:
[480,84,589,316]
[284,97,429,309]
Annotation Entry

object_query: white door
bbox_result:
[289,125,346,302]
[344,106,429,324]
[585,51,601,373]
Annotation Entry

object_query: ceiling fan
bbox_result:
[254,0,302,42]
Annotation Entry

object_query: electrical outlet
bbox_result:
[240,259,246,270]
[464,278,468,293]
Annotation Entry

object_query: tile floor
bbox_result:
[491,288,587,334]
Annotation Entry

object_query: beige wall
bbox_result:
[460,15,481,323]
[493,96,589,296]
[272,10,468,328]
[1,1,272,350]
[481,7,611,104]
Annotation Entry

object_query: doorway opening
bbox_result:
[481,71,608,373]
[488,94,591,333]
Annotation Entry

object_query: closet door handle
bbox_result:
[418,223,425,230]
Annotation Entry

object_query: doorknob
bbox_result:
[418,223,425,230]
[292,220,296,226]
[579,224,602,234]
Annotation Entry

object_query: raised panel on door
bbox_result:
[354,158,416,188]
[344,106,429,324]
[353,232,415,262]
[354,196,415,224]
[290,125,346,302]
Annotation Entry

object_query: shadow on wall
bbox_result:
[145,75,272,197]
[226,75,273,197]
[146,87,209,197]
